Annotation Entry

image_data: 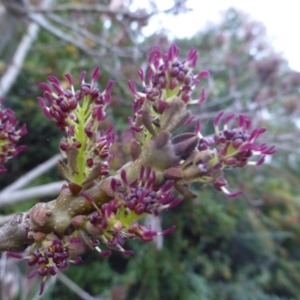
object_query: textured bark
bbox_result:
[0,213,32,252]
[0,179,113,252]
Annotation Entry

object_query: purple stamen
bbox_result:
[214,111,225,127]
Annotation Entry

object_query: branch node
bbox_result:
[31,203,52,227]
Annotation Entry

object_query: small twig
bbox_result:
[202,92,240,109]
[0,181,64,207]
[1,253,22,300]
[57,272,103,300]
[144,215,163,249]
[0,252,6,280]
[46,13,137,58]
[26,4,150,20]
[0,22,39,97]
[0,154,62,194]
[27,13,100,57]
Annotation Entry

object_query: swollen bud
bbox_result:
[171,133,199,160]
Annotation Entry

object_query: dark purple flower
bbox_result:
[37,67,113,133]
[127,44,209,135]
[117,167,180,216]
[0,98,27,171]
[7,236,82,295]
[193,112,276,197]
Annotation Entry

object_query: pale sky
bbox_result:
[140,0,300,71]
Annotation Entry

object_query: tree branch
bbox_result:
[0,181,64,207]
[0,129,194,252]
[28,13,101,57]
[0,21,39,97]
[46,13,137,58]
[0,154,61,194]
[5,3,150,21]
[57,272,102,300]
[0,213,32,252]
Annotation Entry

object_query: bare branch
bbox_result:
[1,154,62,194]
[6,3,150,20]
[0,4,17,56]
[0,176,112,252]
[27,13,101,57]
[0,252,22,300]
[144,215,163,249]
[0,213,32,252]
[57,272,103,300]
[0,22,39,97]
[46,13,137,58]
[0,181,64,207]
[0,128,191,252]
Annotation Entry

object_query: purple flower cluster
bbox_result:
[127,44,209,134]
[193,112,276,196]
[38,67,115,156]
[38,68,115,186]
[116,166,181,215]
[85,124,114,173]
[0,98,27,172]
[85,205,175,255]
[38,67,114,132]
[198,112,276,166]
[27,240,69,276]
[7,237,81,295]
[80,166,179,254]
[132,44,208,103]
